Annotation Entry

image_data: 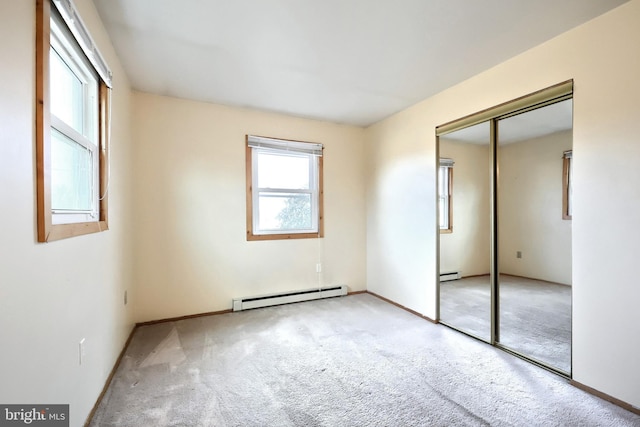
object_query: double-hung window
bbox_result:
[36,0,112,241]
[246,135,324,240]
[439,158,454,233]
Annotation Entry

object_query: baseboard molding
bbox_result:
[136,308,233,327]
[570,380,640,415]
[366,291,436,324]
[460,273,490,279]
[140,292,365,325]
[500,273,570,287]
[456,273,570,287]
[84,325,136,427]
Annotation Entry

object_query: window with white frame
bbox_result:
[36,0,112,242]
[439,158,454,232]
[246,135,323,240]
[50,11,99,223]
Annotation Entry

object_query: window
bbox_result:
[246,135,324,240]
[439,158,454,233]
[36,0,112,242]
[562,150,572,220]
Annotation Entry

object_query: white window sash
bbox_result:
[49,5,100,224]
[564,150,573,217]
[50,117,99,223]
[438,159,453,230]
[251,147,320,234]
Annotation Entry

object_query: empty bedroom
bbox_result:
[0,0,639,426]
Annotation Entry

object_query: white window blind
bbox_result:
[439,158,455,168]
[52,0,112,88]
[247,135,323,157]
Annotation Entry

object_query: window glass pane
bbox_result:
[51,128,93,211]
[257,152,310,189]
[258,193,312,231]
[50,47,84,134]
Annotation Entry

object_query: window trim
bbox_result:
[439,158,454,233]
[245,135,324,241]
[36,0,111,242]
[562,150,572,220]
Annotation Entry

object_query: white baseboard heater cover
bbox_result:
[232,285,347,312]
[440,271,461,282]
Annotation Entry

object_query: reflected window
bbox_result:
[563,150,572,220]
[439,158,454,232]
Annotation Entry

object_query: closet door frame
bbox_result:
[436,80,573,376]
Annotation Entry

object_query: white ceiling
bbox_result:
[92,0,628,127]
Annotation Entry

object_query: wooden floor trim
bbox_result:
[84,325,136,427]
[457,273,570,287]
[136,308,233,327]
[366,291,436,324]
[139,293,366,327]
[571,380,640,415]
[459,273,490,279]
[499,273,570,287]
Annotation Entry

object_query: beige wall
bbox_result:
[0,1,135,425]
[498,131,572,284]
[2,0,639,420]
[132,92,366,322]
[366,0,640,408]
[439,140,491,277]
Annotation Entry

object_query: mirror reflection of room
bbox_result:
[439,121,491,342]
[497,99,573,374]
[438,97,573,375]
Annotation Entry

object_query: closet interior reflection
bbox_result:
[437,82,573,375]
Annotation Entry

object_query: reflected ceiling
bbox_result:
[441,99,573,145]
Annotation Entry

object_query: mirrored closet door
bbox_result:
[437,81,573,376]
[438,122,492,342]
[496,99,573,374]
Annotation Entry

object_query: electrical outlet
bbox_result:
[124,290,128,305]
[79,338,86,365]
[517,251,522,259]
[316,263,322,273]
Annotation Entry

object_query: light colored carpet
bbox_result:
[440,275,571,373]
[89,294,638,426]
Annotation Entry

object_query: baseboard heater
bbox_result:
[232,285,348,312]
[440,271,461,282]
